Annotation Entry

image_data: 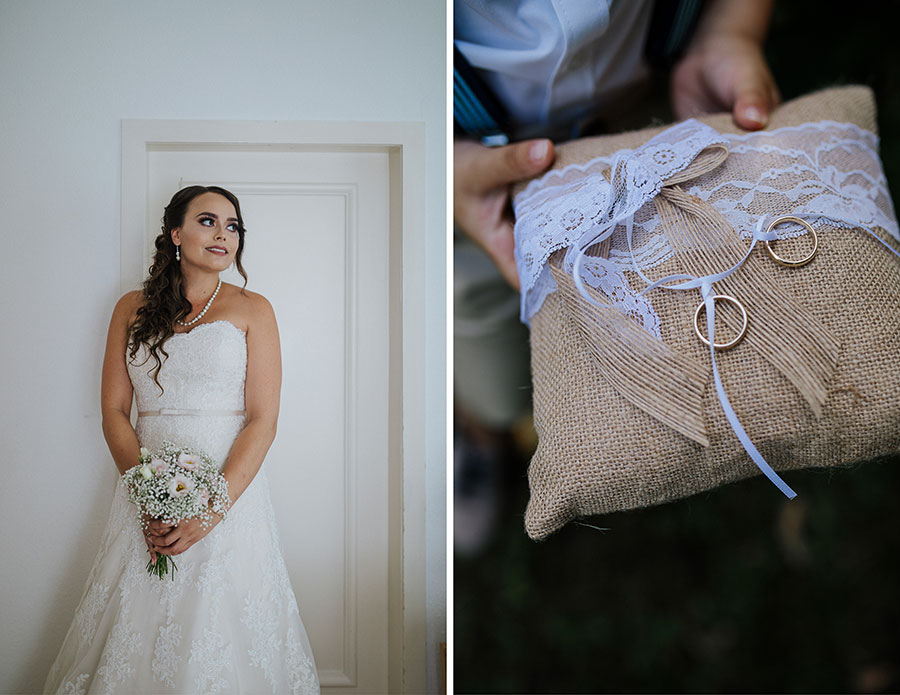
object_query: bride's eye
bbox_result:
[226,223,239,233]
[199,217,215,226]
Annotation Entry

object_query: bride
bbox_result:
[44,186,320,694]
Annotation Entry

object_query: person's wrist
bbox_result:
[204,506,224,529]
[685,30,761,61]
[689,0,772,46]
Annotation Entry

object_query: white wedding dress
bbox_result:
[44,320,319,694]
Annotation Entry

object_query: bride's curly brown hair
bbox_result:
[129,185,248,392]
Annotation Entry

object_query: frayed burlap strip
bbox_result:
[549,258,711,445]
[522,87,900,539]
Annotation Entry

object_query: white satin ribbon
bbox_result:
[138,408,246,417]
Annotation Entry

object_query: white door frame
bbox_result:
[122,119,427,694]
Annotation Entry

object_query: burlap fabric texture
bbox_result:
[517,86,900,540]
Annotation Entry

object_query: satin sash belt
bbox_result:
[138,408,246,417]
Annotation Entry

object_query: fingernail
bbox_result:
[529,140,549,162]
[742,106,767,127]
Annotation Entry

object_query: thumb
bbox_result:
[470,138,555,191]
[488,219,522,291]
[727,48,777,131]
[733,89,769,130]
[731,67,776,130]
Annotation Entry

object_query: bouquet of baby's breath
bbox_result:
[123,441,231,579]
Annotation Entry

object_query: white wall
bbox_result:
[0,1,446,693]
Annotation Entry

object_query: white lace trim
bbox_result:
[152,622,182,688]
[74,582,109,644]
[189,622,233,694]
[96,612,143,690]
[286,627,319,695]
[514,120,899,325]
[60,673,89,695]
[243,594,284,689]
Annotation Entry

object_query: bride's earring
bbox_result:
[175,246,181,261]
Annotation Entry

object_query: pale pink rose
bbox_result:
[168,474,194,498]
[198,488,210,507]
[176,452,200,471]
[149,457,169,474]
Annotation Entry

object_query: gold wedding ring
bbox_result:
[764,215,819,267]
[693,294,748,350]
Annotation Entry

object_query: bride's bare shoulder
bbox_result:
[111,289,144,325]
[225,284,277,331]
[117,289,144,307]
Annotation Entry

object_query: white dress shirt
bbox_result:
[456,0,655,139]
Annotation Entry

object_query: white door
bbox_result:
[137,145,392,692]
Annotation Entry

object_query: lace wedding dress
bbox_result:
[44,320,319,694]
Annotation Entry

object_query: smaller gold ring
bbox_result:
[693,294,748,351]
[764,215,819,267]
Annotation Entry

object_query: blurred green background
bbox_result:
[454,2,900,692]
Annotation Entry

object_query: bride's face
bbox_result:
[171,192,240,272]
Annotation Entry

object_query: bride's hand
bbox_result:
[143,534,159,565]
[143,515,175,564]
[144,516,175,537]
[152,514,222,556]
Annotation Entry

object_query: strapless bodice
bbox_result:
[127,320,247,412]
[127,320,248,465]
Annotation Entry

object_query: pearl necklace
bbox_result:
[177,278,222,327]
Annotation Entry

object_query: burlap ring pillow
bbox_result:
[513,86,900,540]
